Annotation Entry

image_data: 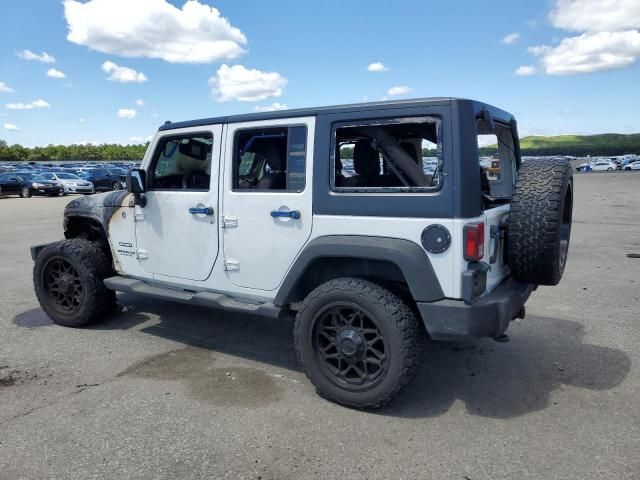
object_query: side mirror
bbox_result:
[126,168,146,194]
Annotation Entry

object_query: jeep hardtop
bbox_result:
[31,98,573,408]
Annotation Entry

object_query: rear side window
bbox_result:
[332,116,442,192]
[233,125,307,192]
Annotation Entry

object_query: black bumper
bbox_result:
[417,277,534,341]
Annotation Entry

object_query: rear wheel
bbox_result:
[607,167,613,171]
[33,239,115,327]
[111,181,122,191]
[294,277,423,408]
[20,186,31,198]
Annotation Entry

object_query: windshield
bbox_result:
[56,173,81,179]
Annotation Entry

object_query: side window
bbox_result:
[148,133,213,190]
[332,116,443,192]
[233,126,307,192]
[477,120,516,199]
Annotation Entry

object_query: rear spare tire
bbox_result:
[506,158,573,286]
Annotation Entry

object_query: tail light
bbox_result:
[463,222,485,261]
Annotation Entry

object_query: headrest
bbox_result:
[253,141,284,171]
[353,139,380,177]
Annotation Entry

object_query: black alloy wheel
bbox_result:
[41,257,84,315]
[312,302,389,391]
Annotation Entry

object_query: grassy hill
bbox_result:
[480,133,640,157]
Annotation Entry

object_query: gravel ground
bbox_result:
[1,172,639,480]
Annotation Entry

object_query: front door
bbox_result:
[221,117,314,291]
[135,125,222,281]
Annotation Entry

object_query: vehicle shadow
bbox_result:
[15,297,632,420]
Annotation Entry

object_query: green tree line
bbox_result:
[339,133,640,159]
[0,139,148,162]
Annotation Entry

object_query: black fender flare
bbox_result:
[274,235,445,306]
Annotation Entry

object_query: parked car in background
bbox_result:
[624,160,640,171]
[79,168,126,191]
[0,172,64,197]
[40,172,95,194]
[590,160,617,172]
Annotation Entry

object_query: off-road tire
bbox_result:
[33,239,115,327]
[507,158,573,285]
[294,277,423,409]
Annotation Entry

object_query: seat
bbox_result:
[341,139,380,187]
[255,142,286,190]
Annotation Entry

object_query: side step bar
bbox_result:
[103,276,287,320]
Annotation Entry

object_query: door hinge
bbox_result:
[222,215,238,228]
[136,248,148,259]
[224,258,240,271]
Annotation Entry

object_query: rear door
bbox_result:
[134,125,222,281]
[221,117,314,291]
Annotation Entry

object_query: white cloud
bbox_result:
[367,62,389,72]
[117,108,137,119]
[3,123,19,131]
[549,0,640,32]
[0,82,14,93]
[524,0,640,75]
[64,0,247,63]
[209,64,287,102]
[6,99,51,110]
[514,65,536,76]
[387,85,412,96]
[502,33,521,44]
[128,136,145,143]
[16,50,56,63]
[47,68,67,79]
[135,99,145,106]
[529,30,640,75]
[254,102,288,112]
[102,61,148,83]
[79,118,85,123]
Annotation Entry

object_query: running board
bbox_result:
[103,276,286,320]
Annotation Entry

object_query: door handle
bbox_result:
[189,207,214,216]
[270,210,301,219]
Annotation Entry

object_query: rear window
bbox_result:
[477,119,516,199]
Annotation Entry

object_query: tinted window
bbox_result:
[233,126,307,192]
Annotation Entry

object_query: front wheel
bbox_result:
[33,239,115,327]
[111,181,122,191]
[294,277,423,409]
[20,186,31,198]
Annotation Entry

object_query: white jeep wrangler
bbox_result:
[31,98,573,408]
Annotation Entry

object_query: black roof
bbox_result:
[159,97,515,132]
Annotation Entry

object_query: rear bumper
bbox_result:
[417,277,534,341]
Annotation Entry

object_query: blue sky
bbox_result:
[1,0,639,147]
